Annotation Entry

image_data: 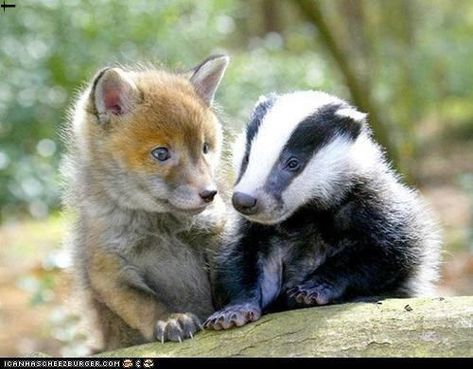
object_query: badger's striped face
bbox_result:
[232,91,367,224]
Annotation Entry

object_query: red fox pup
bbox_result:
[62,55,229,351]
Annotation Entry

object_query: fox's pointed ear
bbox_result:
[92,67,139,123]
[189,55,230,106]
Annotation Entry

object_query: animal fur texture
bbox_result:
[205,90,441,330]
[62,55,229,350]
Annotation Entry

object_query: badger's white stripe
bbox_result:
[235,91,343,195]
[232,131,247,174]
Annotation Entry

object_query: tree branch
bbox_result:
[96,297,473,357]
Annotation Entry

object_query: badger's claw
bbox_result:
[204,303,261,330]
[287,280,342,306]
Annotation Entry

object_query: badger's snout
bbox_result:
[232,192,258,215]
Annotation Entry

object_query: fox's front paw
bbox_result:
[204,303,261,330]
[288,280,342,306]
[154,313,202,343]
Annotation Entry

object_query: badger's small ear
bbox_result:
[254,93,277,108]
[336,108,367,123]
[189,54,230,106]
[335,107,366,140]
[92,67,139,123]
[255,94,269,106]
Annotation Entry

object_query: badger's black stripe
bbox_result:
[236,94,277,184]
[264,103,362,195]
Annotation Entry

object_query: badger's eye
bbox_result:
[285,158,301,172]
[203,142,209,154]
[151,147,170,162]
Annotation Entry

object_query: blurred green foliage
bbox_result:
[1,0,472,222]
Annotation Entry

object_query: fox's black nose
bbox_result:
[200,189,217,203]
[232,192,258,215]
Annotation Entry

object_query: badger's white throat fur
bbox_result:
[233,90,375,224]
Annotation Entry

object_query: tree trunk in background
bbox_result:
[293,0,399,165]
[261,0,283,34]
[338,0,372,86]
[242,0,283,38]
[395,0,419,179]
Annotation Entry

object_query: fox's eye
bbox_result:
[203,142,209,154]
[285,157,301,172]
[151,147,170,162]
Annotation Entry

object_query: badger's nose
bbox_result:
[199,189,217,203]
[232,192,258,215]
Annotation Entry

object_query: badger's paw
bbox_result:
[204,303,262,330]
[288,281,343,306]
[154,313,203,343]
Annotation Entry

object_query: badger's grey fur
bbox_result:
[205,90,441,330]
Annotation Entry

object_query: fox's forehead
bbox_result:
[128,71,219,144]
[136,71,197,101]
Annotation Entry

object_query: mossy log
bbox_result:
[98,296,473,357]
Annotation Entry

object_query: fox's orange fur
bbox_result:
[62,56,230,351]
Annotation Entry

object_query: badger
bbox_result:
[205,91,441,330]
